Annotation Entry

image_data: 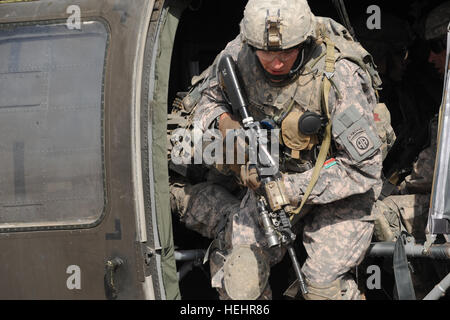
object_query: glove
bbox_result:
[240,163,261,191]
[218,113,247,175]
[218,112,242,137]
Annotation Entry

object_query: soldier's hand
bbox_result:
[218,112,248,176]
[240,163,261,191]
[218,112,242,138]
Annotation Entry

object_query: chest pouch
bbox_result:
[281,110,319,159]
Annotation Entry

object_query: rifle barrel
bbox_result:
[287,245,308,295]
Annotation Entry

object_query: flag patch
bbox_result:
[324,158,337,169]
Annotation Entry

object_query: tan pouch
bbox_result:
[281,110,318,159]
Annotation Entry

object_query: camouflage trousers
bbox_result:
[171,182,375,300]
[301,195,375,299]
[372,194,430,242]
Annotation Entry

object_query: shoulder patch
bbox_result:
[347,127,374,156]
[333,105,381,162]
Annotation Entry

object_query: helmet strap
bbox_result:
[289,48,306,76]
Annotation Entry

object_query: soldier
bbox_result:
[425,1,450,77]
[366,6,444,191]
[170,0,383,300]
[374,0,449,242]
[372,1,449,299]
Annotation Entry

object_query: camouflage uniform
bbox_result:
[372,117,439,299]
[171,6,383,300]
[373,117,437,243]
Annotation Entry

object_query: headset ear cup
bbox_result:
[298,111,323,135]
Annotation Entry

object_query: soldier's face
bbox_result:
[428,50,446,76]
[255,48,299,76]
[428,37,447,76]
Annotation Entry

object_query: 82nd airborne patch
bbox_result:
[347,127,374,156]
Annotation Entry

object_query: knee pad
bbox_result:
[223,245,270,300]
[303,276,362,300]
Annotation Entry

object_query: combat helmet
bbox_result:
[240,0,316,51]
[424,1,450,41]
[240,0,317,83]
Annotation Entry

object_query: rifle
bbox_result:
[217,54,308,298]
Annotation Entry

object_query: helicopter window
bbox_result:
[0,20,108,232]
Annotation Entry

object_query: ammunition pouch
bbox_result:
[281,109,319,160]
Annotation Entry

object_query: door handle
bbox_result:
[104,257,124,300]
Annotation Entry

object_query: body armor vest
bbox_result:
[232,18,382,174]
[236,41,329,173]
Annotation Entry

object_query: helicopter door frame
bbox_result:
[0,0,165,299]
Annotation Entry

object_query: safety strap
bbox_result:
[291,37,335,218]
[393,233,417,300]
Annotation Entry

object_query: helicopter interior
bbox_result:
[167,0,449,299]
